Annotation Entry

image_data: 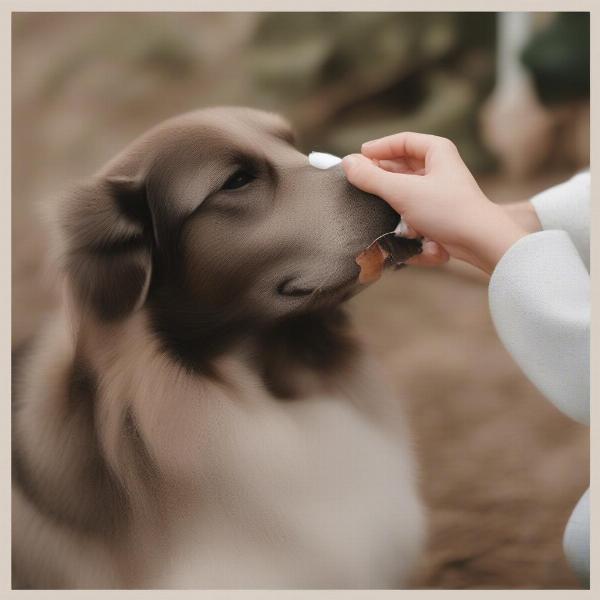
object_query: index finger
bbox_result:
[361,132,455,168]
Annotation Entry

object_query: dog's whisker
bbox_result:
[305,281,327,306]
[366,230,397,249]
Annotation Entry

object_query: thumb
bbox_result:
[342,153,415,211]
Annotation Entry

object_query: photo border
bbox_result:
[2,1,595,597]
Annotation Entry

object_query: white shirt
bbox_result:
[489,172,590,426]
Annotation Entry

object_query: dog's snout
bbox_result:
[342,181,399,236]
[325,163,397,219]
[297,161,400,250]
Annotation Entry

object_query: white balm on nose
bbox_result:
[308,151,342,169]
[311,150,407,236]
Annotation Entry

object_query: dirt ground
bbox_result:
[11,13,588,589]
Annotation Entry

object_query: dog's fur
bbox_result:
[12,107,425,589]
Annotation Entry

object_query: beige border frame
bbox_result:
[3,1,595,597]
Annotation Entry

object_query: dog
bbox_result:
[12,107,426,589]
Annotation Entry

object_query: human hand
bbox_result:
[400,201,542,268]
[342,132,529,274]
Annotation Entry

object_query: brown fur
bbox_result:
[12,107,425,589]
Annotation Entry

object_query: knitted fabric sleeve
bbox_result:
[488,173,590,425]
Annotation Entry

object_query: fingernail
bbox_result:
[362,140,376,149]
[342,154,358,169]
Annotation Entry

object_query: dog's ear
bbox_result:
[58,175,154,321]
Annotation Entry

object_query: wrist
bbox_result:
[503,201,542,234]
[466,207,529,274]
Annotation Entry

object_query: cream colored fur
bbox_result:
[13,299,425,589]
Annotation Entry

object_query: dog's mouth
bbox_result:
[356,234,423,284]
[277,276,357,300]
[277,234,422,305]
[277,236,422,303]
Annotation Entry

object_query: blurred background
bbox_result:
[12,12,589,589]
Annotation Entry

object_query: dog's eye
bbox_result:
[221,169,256,191]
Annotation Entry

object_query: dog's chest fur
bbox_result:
[13,310,424,589]
[148,371,423,588]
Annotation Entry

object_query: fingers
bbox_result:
[404,240,449,267]
[342,154,419,210]
[376,158,425,175]
[361,132,457,170]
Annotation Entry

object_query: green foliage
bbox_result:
[521,13,590,106]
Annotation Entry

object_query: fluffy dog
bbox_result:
[12,107,425,589]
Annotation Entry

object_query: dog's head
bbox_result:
[57,107,419,365]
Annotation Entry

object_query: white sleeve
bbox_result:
[530,171,590,270]
[488,230,590,425]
